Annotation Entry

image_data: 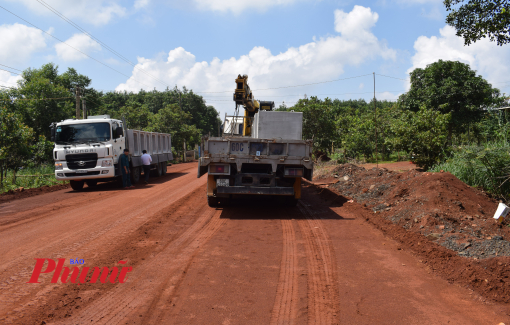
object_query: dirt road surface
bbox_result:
[0,162,509,324]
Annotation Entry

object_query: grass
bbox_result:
[0,165,65,194]
[430,141,510,199]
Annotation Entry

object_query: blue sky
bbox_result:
[1,0,510,117]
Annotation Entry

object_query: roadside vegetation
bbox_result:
[2,58,510,199]
[0,63,222,190]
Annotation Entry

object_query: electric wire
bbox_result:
[195,74,373,93]
[0,4,152,89]
[375,73,408,81]
[35,0,170,89]
[0,64,23,72]
[0,68,20,75]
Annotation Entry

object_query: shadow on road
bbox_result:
[218,192,354,221]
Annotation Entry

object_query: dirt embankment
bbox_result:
[0,183,70,204]
[315,164,510,304]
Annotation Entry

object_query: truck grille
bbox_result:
[64,171,100,177]
[66,153,98,170]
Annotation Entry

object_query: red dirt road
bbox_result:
[0,162,508,324]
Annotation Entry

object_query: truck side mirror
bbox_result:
[50,127,55,142]
[116,127,123,138]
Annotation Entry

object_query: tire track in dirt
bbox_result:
[0,165,201,321]
[297,201,340,325]
[62,205,225,325]
[270,219,299,325]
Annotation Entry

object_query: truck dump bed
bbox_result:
[126,130,173,167]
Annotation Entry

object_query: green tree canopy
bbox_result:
[147,104,201,151]
[444,0,510,46]
[398,60,502,142]
[292,97,338,156]
[391,106,451,169]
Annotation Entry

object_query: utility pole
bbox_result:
[82,99,87,119]
[183,140,186,163]
[374,72,378,168]
[75,87,81,119]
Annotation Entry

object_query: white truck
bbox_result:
[198,110,313,207]
[51,115,173,191]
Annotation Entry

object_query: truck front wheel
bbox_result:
[85,180,97,187]
[70,180,84,191]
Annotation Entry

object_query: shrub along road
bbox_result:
[0,162,508,324]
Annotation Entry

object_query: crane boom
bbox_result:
[233,74,274,136]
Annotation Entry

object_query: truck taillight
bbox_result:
[209,164,230,175]
[284,167,303,177]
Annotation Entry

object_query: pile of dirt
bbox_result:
[323,164,510,260]
[0,183,70,203]
[314,163,510,303]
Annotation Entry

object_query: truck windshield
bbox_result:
[55,123,111,144]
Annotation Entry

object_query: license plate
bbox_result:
[75,170,88,173]
[216,179,229,187]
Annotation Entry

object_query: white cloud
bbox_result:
[55,33,102,61]
[134,0,150,9]
[408,25,510,90]
[0,70,22,89]
[0,23,47,66]
[116,6,396,114]
[191,0,301,14]
[377,91,400,101]
[359,83,365,89]
[7,0,127,26]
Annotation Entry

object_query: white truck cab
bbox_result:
[52,115,122,183]
[51,115,173,190]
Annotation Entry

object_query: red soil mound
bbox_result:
[314,163,510,304]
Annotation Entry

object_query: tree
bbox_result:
[399,60,502,144]
[147,104,201,151]
[444,0,510,46]
[391,106,451,170]
[10,63,90,139]
[291,97,338,157]
[0,109,34,185]
[115,101,153,130]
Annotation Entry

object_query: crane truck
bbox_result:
[198,75,313,207]
[51,115,173,191]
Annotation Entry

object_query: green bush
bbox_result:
[431,141,510,198]
[1,165,63,193]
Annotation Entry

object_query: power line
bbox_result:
[35,0,171,89]
[376,73,408,81]
[195,73,373,93]
[0,4,152,89]
[0,64,23,72]
[0,68,20,75]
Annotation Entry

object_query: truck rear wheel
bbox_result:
[70,180,84,191]
[155,163,163,177]
[161,162,167,175]
[131,167,140,184]
[207,196,218,207]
